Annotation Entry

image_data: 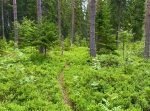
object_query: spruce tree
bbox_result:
[96,0,116,54]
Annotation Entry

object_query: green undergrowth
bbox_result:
[63,46,150,111]
[0,43,150,111]
[0,46,71,111]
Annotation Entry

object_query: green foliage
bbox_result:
[63,44,150,111]
[96,0,116,54]
[64,37,71,51]
[17,18,37,47]
[13,18,58,54]
[74,32,89,47]
[17,0,37,21]
[100,98,121,111]
[0,40,150,111]
[32,21,58,49]
[124,0,145,41]
[119,30,133,43]
[91,54,119,69]
[109,0,145,41]
[60,0,72,37]
[0,40,7,56]
[80,38,89,47]
[0,47,71,111]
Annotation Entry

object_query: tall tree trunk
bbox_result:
[37,0,44,54]
[37,0,42,23]
[71,0,75,47]
[90,0,96,57]
[13,0,18,44]
[58,0,61,38]
[144,0,150,59]
[116,0,121,47]
[58,0,63,55]
[1,0,5,39]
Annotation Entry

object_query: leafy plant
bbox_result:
[0,40,7,56]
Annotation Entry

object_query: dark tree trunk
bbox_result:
[1,0,5,39]
[37,0,44,54]
[13,0,18,44]
[90,0,96,57]
[144,0,150,59]
[71,0,75,47]
[116,0,122,47]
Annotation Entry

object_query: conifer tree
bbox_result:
[96,0,116,54]
[17,0,37,21]
[61,0,71,38]
[90,0,96,57]
[13,0,18,45]
[74,0,88,41]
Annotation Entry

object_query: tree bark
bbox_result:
[144,0,150,59]
[90,0,96,57]
[116,0,122,47]
[71,0,75,47]
[58,0,64,55]
[1,0,5,39]
[13,0,18,44]
[37,0,42,23]
[37,0,44,54]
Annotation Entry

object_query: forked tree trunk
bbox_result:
[37,0,44,54]
[13,0,18,44]
[144,0,150,59]
[71,0,75,47]
[1,0,5,39]
[90,0,96,57]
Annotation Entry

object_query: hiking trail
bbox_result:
[58,62,76,111]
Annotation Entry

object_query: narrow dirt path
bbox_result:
[58,62,76,111]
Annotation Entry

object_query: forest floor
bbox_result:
[58,62,76,111]
[0,45,149,111]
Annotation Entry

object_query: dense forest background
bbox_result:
[0,0,150,111]
[0,0,146,53]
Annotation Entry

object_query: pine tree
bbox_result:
[13,0,18,45]
[90,0,96,57]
